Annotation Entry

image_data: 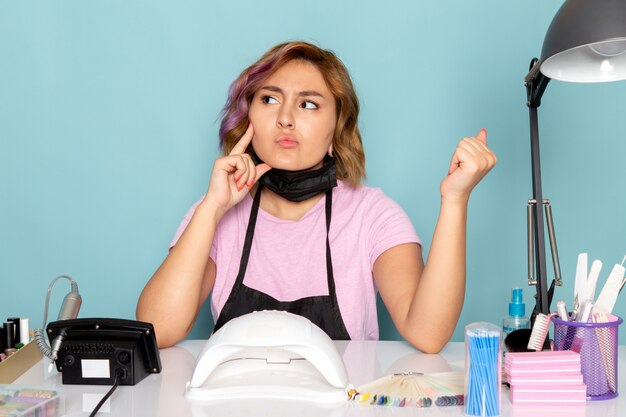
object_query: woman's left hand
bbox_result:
[440,128,497,202]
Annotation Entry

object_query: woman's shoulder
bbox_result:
[333,181,419,245]
[335,180,393,200]
[334,180,400,212]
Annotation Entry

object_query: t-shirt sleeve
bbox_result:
[366,189,422,268]
[168,198,218,261]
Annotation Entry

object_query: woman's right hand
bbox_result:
[204,123,272,217]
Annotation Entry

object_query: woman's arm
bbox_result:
[136,124,271,348]
[136,202,221,348]
[374,129,496,353]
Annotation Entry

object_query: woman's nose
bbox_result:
[276,107,294,129]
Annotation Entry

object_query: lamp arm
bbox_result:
[527,199,561,318]
[525,57,553,321]
[526,58,551,108]
[527,203,535,285]
[544,202,562,287]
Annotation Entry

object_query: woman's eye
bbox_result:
[262,96,278,104]
[301,100,318,110]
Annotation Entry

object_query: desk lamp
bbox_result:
[525,0,626,323]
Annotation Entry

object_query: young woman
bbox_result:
[136,41,496,353]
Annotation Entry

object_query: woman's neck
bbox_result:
[256,186,325,221]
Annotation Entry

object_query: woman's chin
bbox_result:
[267,157,322,172]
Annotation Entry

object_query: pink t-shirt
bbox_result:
[170,180,421,340]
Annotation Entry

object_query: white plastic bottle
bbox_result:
[502,287,530,335]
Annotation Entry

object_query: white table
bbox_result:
[13,341,626,416]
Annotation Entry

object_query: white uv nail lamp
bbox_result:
[185,310,351,404]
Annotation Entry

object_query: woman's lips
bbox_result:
[276,136,298,148]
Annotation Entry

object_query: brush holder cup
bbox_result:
[552,315,622,400]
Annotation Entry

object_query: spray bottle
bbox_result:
[503,287,530,335]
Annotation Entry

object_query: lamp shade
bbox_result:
[540,0,626,83]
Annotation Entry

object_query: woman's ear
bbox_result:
[328,144,334,157]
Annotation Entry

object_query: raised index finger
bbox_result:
[229,122,254,156]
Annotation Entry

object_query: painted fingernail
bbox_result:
[481,128,487,134]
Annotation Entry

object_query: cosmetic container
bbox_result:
[464,322,501,416]
[502,287,530,335]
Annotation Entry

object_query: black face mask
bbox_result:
[250,151,337,202]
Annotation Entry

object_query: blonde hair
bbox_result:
[218,41,365,186]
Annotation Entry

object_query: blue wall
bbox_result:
[1,0,625,343]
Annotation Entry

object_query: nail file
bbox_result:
[572,300,594,353]
[586,259,603,302]
[573,253,588,315]
[556,300,569,321]
[621,255,626,294]
[594,263,626,314]
[575,299,593,322]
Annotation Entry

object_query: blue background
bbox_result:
[1,0,625,343]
